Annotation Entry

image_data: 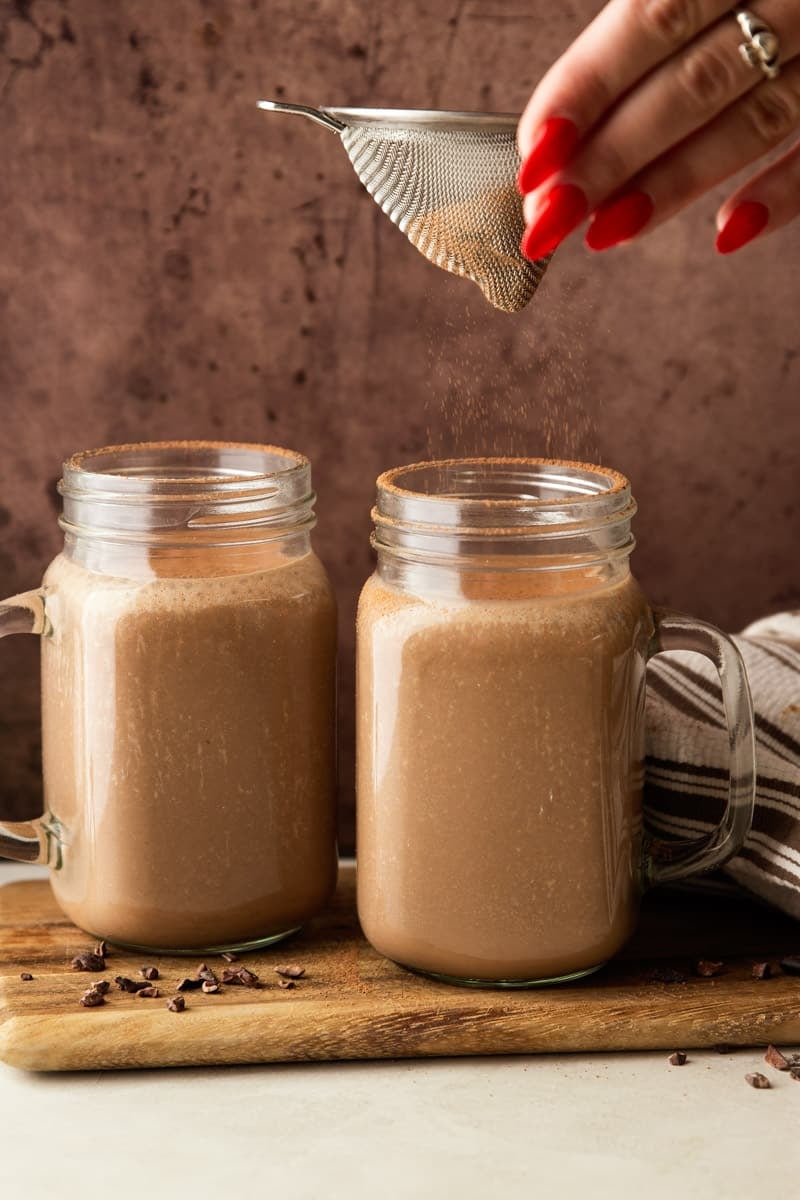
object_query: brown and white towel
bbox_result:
[646,611,800,919]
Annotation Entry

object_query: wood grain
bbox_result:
[1,868,799,1072]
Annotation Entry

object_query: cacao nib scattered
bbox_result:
[694,960,724,978]
[764,1044,790,1071]
[278,978,295,990]
[201,981,220,994]
[779,956,800,976]
[94,940,109,959]
[19,972,33,981]
[644,966,686,984]
[751,962,772,980]
[667,1050,687,1066]
[789,1066,800,1081]
[115,975,152,993]
[176,977,205,992]
[140,966,159,981]
[275,964,305,979]
[745,1072,771,1089]
[221,966,261,988]
[220,952,239,963]
[137,985,160,998]
[80,989,106,1008]
[166,995,186,1012]
[89,979,110,995]
[196,963,218,984]
[71,952,106,972]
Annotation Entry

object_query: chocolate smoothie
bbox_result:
[42,544,337,950]
[357,566,653,982]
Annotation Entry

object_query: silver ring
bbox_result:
[736,9,781,80]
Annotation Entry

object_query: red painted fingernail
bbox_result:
[715,201,769,254]
[517,118,579,194]
[521,184,588,260]
[585,190,655,251]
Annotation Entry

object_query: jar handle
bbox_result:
[0,591,60,866]
[643,608,756,886]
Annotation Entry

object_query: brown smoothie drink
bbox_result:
[355,458,661,985]
[43,545,337,951]
[357,567,652,982]
[24,442,339,952]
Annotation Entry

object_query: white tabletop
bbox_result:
[1,862,796,1199]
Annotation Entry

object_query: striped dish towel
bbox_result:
[646,611,800,918]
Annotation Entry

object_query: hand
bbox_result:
[516,1,800,258]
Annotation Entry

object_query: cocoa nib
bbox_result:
[221,966,261,988]
[166,995,186,1012]
[71,952,106,972]
[196,963,218,984]
[779,956,800,976]
[139,966,159,981]
[751,962,772,980]
[80,989,106,1008]
[694,960,724,978]
[275,964,305,979]
[790,1066,800,1082]
[745,1072,771,1089]
[644,966,686,984]
[115,975,152,993]
[94,940,109,959]
[667,1050,687,1066]
[19,972,33,981]
[764,1044,790,1071]
[136,985,160,998]
[220,952,239,963]
[176,977,205,992]
[88,979,110,995]
[201,981,220,994]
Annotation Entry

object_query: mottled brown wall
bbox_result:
[1,0,798,845]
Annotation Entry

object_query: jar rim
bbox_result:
[61,441,309,499]
[58,441,315,543]
[377,457,629,509]
[372,457,636,565]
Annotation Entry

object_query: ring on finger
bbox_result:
[736,9,781,80]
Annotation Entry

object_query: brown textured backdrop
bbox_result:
[1,0,798,847]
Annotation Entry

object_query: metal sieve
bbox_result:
[257,100,550,314]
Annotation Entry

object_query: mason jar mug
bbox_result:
[0,442,338,953]
[356,458,756,986]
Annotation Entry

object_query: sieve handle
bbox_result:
[256,100,345,133]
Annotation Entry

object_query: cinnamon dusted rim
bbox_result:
[63,441,309,491]
[373,458,635,539]
[58,442,315,536]
[377,457,629,504]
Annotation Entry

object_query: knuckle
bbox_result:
[744,84,800,146]
[679,45,736,109]
[638,0,699,46]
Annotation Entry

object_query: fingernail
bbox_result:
[518,118,579,194]
[521,184,588,260]
[585,190,655,251]
[715,201,769,254]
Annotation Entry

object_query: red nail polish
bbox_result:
[585,191,654,251]
[520,184,588,260]
[518,118,579,194]
[715,201,769,254]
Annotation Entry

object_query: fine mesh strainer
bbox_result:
[257,100,550,314]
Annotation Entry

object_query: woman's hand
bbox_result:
[516,1,800,258]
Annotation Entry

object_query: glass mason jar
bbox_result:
[0,442,338,953]
[356,459,755,987]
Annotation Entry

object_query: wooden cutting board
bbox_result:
[1,866,799,1072]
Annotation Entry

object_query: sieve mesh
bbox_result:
[258,102,550,313]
